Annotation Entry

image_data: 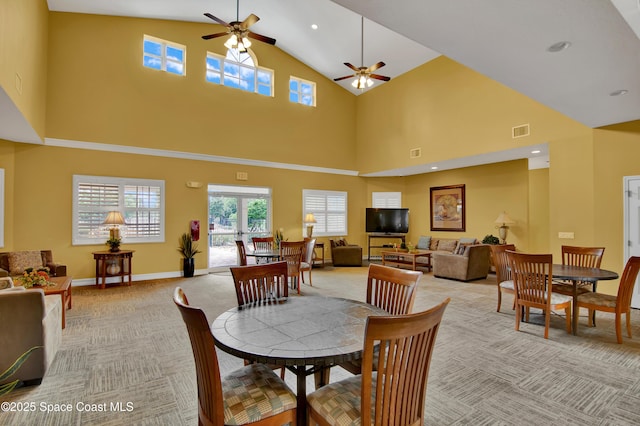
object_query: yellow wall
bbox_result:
[45,12,356,171]
[0,0,48,139]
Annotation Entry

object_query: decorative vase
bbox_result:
[183,258,195,278]
[109,246,120,253]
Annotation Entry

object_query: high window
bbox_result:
[206,50,273,96]
[289,77,316,106]
[143,35,186,76]
[372,192,402,208]
[302,190,347,236]
[73,175,165,245]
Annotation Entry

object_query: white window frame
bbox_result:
[289,76,316,106]
[143,35,186,76]
[206,50,274,97]
[302,189,347,237]
[372,192,402,208]
[72,175,165,245]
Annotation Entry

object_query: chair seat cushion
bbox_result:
[552,283,591,295]
[549,292,573,305]
[499,280,514,290]
[307,373,377,426]
[300,261,311,269]
[222,363,296,425]
[578,291,617,308]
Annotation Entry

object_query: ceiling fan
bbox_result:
[201,0,276,53]
[334,17,390,90]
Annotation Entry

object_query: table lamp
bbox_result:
[494,211,515,244]
[103,211,125,240]
[304,213,317,238]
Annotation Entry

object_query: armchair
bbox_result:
[0,250,67,278]
[330,239,362,266]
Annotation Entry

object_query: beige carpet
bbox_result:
[1,265,640,425]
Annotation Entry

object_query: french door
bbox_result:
[208,185,271,269]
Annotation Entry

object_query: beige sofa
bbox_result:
[0,278,62,386]
[432,245,491,282]
[0,250,67,278]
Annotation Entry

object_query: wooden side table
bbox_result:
[92,250,134,289]
[313,242,325,268]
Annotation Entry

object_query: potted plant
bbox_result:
[178,232,201,278]
[482,234,500,245]
[106,237,121,252]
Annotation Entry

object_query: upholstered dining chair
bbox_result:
[279,240,305,294]
[490,244,516,312]
[235,240,248,266]
[307,298,450,426]
[339,263,421,375]
[230,261,288,379]
[172,287,296,426]
[299,238,316,286]
[507,251,573,339]
[576,256,640,343]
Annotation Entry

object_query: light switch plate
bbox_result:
[558,232,575,239]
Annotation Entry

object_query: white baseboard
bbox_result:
[71,269,209,286]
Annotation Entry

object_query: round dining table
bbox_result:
[552,264,618,335]
[211,296,387,426]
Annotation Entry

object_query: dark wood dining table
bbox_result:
[246,249,281,263]
[211,296,387,426]
[552,264,618,335]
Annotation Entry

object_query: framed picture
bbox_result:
[430,184,466,232]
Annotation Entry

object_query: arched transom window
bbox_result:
[206,49,273,96]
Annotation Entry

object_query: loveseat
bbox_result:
[330,239,362,266]
[0,250,67,278]
[0,278,62,386]
[415,236,491,281]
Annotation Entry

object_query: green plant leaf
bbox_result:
[0,346,41,396]
[0,380,20,396]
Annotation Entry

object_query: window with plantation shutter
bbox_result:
[302,190,347,237]
[372,192,402,208]
[73,175,165,245]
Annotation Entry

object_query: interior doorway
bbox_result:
[208,184,271,269]
[623,176,640,309]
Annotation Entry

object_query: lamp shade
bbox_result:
[304,213,317,224]
[103,211,125,226]
[494,212,515,225]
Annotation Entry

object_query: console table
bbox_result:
[367,233,406,261]
[92,250,134,289]
[313,242,325,267]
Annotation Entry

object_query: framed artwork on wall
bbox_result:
[430,184,466,232]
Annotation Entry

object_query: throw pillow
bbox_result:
[335,239,346,247]
[429,239,439,251]
[417,236,431,250]
[459,237,477,245]
[8,251,43,276]
[456,243,473,255]
[438,240,458,253]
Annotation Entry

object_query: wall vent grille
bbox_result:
[512,124,530,138]
[409,148,422,158]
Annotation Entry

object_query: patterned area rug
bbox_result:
[1,266,639,425]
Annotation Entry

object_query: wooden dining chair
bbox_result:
[552,245,605,294]
[507,251,573,339]
[230,262,288,378]
[307,298,450,426]
[235,240,248,266]
[299,238,316,286]
[172,287,296,426]
[490,244,516,312]
[576,256,640,343]
[279,240,305,294]
[251,236,275,264]
[339,263,421,375]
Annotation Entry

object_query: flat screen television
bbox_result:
[366,208,409,234]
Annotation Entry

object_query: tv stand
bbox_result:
[368,233,406,262]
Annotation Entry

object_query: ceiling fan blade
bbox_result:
[240,14,259,30]
[248,31,276,45]
[344,63,359,72]
[334,75,354,82]
[370,74,391,81]
[368,61,386,72]
[204,13,229,27]
[202,32,229,40]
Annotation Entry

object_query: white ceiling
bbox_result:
[2,0,639,173]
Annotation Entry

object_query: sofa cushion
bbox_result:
[429,239,439,251]
[8,251,44,276]
[437,240,458,253]
[335,239,347,246]
[417,236,432,250]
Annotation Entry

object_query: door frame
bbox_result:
[623,176,640,308]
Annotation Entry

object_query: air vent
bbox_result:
[409,148,422,159]
[512,124,530,139]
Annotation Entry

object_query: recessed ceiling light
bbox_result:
[610,89,628,97]
[531,150,541,154]
[431,166,438,170]
[547,41,571,52]
[311,24,318,30]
